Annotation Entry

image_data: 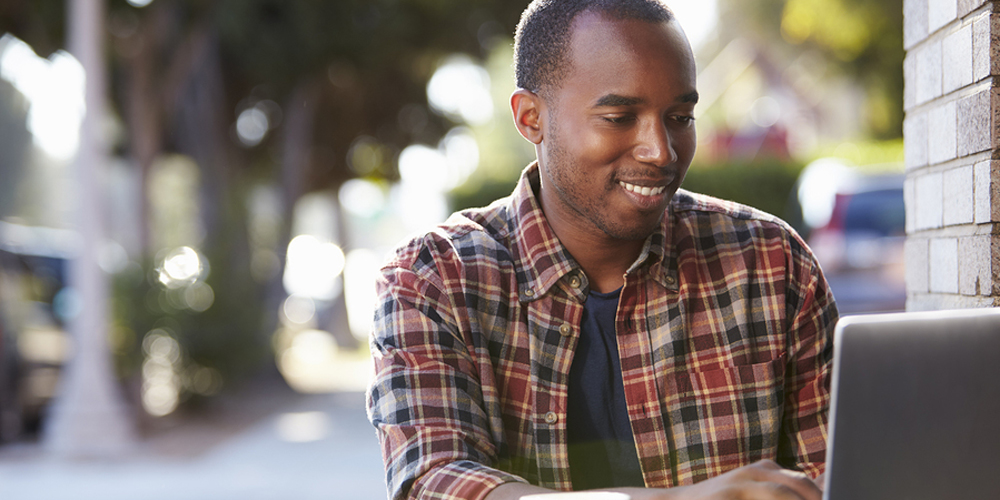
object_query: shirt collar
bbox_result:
[508,163,677,301]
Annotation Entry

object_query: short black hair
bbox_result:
[514,0,675,95]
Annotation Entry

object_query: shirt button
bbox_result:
[664,275,677,286]
[523,289,534,297]
[559,323,572,336]
[544,412,559,424]
[569,275,582,289]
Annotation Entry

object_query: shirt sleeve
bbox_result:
[366,242,528,500]
[777,234,838,478]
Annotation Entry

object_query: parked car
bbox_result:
[795,160,906,314]
[0,225,72,441]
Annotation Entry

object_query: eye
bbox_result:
[671,115,695,126]
[601,114,635,125]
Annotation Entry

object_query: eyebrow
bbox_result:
[593,94,644,107]
[592,91,700,108]
[678,91,700,104]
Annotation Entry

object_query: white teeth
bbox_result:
[619,181,666,196]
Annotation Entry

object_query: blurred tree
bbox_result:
[720,0,903,139]
[0,0,529,398]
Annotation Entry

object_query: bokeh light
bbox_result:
[344,249,379,342]
[282,294,317,326]
[158,246,204,288]
[338,179,387,219]
[426,55,493,126]
[275,411,330,443]
[0,34,86,161]
[141,330,182,417]
[235,106,269,147]
[282,235,345,300]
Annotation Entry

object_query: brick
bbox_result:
[910,293,997,310]
[904,112,928,170]
[992,15,1000,77]
[929,237,959,293]
[915,172,944,229]
[943,165,974,225]
[959,235,991,295]
[975,160,998,223]
[928,101,957,164]
[905,294,935,312]
[973,14,991,81]
[906,237,930,292]
[957,0,983,18]
[916,41,943,104]
[943,24,973,93]
[957,89,991,156]
[994,87,1000,150]
[928,0,957,34]
[993,238,1000,295]
[905,53,919,111]
[906,0,931,49]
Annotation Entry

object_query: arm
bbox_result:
[367,246,526,500]
[486,461,823,500]
[777,236,838,477]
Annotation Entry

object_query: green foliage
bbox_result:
[681,159,804,221]
[721,0,904,139]
[112,250,269,396]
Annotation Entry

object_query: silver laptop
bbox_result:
[823,308,1000,500]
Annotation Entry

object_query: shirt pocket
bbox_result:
[666,356,786,476]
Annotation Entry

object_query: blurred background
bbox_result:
[0,0,904,498]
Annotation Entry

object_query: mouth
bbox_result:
[618,181,667,197]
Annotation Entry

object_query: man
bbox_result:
[367,1,837,499]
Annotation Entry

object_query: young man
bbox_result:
[367,1,837,499]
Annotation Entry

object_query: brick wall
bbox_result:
[904,0,1000,310]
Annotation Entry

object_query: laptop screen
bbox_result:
[823,308,1000,500]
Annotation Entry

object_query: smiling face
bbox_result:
[524,11,698,243]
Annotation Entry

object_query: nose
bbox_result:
[632,120,676,167]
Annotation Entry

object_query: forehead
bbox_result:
[556,11,696,101]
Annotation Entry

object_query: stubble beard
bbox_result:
[544,117,662,242]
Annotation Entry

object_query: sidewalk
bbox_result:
[0,375,387,500]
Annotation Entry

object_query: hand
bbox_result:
[667,460,822,500]
[489,460,821,500]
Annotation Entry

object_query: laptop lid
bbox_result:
[823,308,1000,500]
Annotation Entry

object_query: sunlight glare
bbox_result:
[282,235,346,300]
[670,0,719,50]
[344,249,379,342]
[0,35,86,161]
[427,55,493,125]
[158,246,203,287]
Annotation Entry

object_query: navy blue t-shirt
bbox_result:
[566,287,644,490]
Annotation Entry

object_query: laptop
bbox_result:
[823,308,1000,500]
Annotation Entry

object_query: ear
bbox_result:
[510,89,545,145]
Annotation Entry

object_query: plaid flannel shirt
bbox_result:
[367,164,837,500]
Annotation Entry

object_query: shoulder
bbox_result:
[670,189,810,255]
[671,189,785,226]
[382,197,518,278]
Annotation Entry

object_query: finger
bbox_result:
[813,473,826,491]
[742,463,822,500]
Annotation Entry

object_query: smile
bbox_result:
[618,181,666,197]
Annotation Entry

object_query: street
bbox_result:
[0,376,387,500]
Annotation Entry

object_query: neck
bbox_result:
[540,203,648,293]
[563,230,645,293]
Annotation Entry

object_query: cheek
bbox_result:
[577,129,634,164]
[674,130,697,161]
